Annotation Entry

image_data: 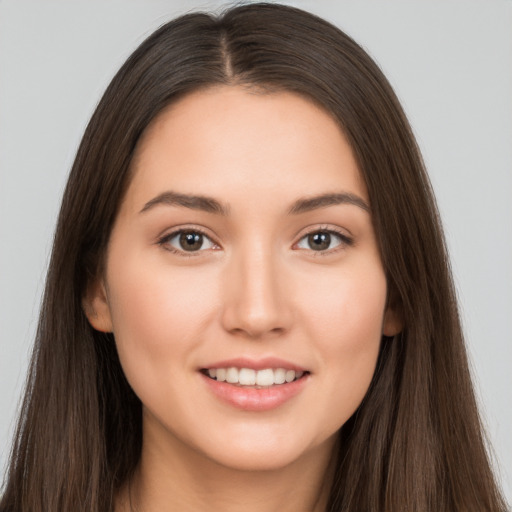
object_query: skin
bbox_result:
[85,86,401,512]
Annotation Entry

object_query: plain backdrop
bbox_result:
[1,0,511,503]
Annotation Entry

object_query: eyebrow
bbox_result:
[288,192,370,214]
[139,190,369,216]
[140,191,230,215]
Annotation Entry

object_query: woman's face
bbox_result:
[87,86,400,472]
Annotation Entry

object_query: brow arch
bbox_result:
[288,192,370,214]
[140,191,229,215]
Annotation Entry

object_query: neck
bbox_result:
[117,422,337,512]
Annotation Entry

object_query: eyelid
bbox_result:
[156,225,221,256]
[293,225,354,253]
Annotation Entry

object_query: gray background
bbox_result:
[1,0,511,503]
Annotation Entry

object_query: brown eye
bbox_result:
[162,230,216,253]
[308,232,331,251]
[179,231,204,251]
[296,230,351,252]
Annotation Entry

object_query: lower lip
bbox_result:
[201,373,309,412]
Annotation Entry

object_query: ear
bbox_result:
[82,278,113,333]
[382,306,403,337]
[382,291,403,337]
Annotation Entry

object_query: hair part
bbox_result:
[1,4,507,511]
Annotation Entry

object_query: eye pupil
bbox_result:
[308,232,331,251]
[179,231,203,251]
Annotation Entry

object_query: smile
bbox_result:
[200,362,310,411]
[203,367,305,387]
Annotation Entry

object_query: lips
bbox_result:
[200,358,310,411]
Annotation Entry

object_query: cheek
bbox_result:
[300,259,387,344]
[104,251,219,387]
[295,259,386,418]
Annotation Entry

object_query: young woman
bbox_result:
[1,3,507,511]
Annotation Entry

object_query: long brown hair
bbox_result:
[1,3,507,511]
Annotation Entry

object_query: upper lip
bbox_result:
[201,357,309,373]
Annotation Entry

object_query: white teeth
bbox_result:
[256,368,274,386]
[274,368,286,384]
[226,367,239,384]
[285,370,296,383]
[239,368,256,385]
[206,367,305,386]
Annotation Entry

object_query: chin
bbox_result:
[206,448,307,473]
[196,430,336,474]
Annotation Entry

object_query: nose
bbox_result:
[220,243,293,339]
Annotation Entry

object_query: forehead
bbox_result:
[125,85,367,212]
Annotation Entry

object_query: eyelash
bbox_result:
[157,226,353,256]
[157,227,218,257]
[294,226,354,255]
